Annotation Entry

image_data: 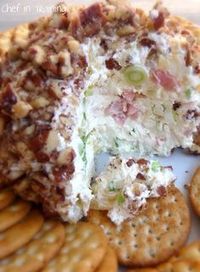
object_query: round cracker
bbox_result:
[177,241,200,262]
[88,186,190,267]
[0,209,44,259]
[0,190,15,211]
[0,220,65,272]
[0,200,31,232]
[189,167,200,216]
[157,261,174,272]
[42,222,108,272]
[158,260,200,272]
[96,247,118,272]
[127,269,158,272]
[168,241,200,264]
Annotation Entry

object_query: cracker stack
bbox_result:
[0,186,199,272]
[0,189,117,272]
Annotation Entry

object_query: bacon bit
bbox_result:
[137,159,148,166]
[105,58,121,70]
[2,77,12,88]
[185,48,192,67]
[16,61,29,73]
[2,77,12,86]
[151,2,169,31]
[126,158,135,167]
[139,38,156,48]
[194,130,200,146]
[35,152,49,163]
[47,87,60,100]
[55,14,69,29]
[66,149,75,164]
[136,173,146,180]
[0,84,17,113]
[72,3,105,40]
[75,55,88,69]
[100,39,108,51]
[71,18,80,39]
[71,54,87,70]
[42,61,58,75]
[151,69,179,91]
[74,78,84,90]
[121,13,135,26]
[80,3,104,32]
[29,47,37,55]
[29,125,51,153]
[165,165,173,170]
[173,102,181,111]
[156,186,167,196]
[139,38,157,57]
[181,29,191,36]
[53,164,75,183]
[194,64,200,74]
[185,109,199,120]
[56,187,66,201]
[51,150,59,160]
[153,12,165,30]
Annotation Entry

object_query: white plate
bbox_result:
[0,0,199,270]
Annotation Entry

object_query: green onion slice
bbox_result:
[151,161,161,172]
[116,193,125,205]
[124,65,147,86]
[84,85,94,97]
[185,89,191,99]
[172,110,178,122]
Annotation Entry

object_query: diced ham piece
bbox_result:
[122,90,135,103]
[105,90,139,125]
[151,69,179,91]
[105,99,127,125]
[127,104,138,120]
